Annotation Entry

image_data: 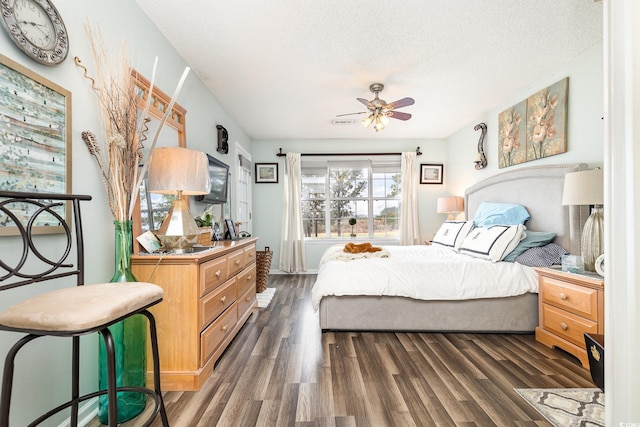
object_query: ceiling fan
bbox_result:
[337,83,415,132]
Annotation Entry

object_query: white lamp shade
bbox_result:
[148,147,211,195]
[562,168,603,206]
[437,196,464,214]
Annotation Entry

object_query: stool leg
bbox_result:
[70,336,80,426]
[99,328,118,427]
[143,310,169,426]
[0,335,38,427]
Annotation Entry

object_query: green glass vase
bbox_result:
[98,220,147,424]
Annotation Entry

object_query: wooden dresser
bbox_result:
[131,237,258,391]
[535,267,604,368]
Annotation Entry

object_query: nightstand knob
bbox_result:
[560,322,568,330]
[559,292,567,300]
[221,296,227,303]
[221,325,228,332]
[215,270,221,278]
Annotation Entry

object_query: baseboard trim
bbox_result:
[58,397,98,427]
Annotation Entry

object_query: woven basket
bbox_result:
[256,247,273,293]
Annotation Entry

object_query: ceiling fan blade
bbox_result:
[357,98,373,108]
[389,111,412,121]
[336,111,368,117]
[387,97,415,109]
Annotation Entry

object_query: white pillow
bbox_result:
[431,220,474,250]
[458,224,526,262]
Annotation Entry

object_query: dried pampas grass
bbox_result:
[76,22,189,221]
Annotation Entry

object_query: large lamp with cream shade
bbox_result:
[437,196,464,220]
[561,168,604,271]
[148,147,211,253]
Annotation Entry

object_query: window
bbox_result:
[301,158,401,240]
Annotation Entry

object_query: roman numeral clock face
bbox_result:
[0,0,69,65]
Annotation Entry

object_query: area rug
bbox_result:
[256,287,276,308]
[515,388,604,427]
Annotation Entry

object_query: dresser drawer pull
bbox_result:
[246,275,252,281]
[560,322,568,330]
[221,324,228,332]
[220,295,227,303]
[559,292,567,300]
[246,296,251,301]
[215,269,221,278]
[235,259,241,265]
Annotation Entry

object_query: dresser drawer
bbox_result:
[200,304,238,365]
[237,285,256,318]
[244,243,256,266]
[200,256,228,297]
[237,263,256,297]
[540,276,598,321]
[541,304,598,347]
[199,278,237,330]
[227,249,245,277]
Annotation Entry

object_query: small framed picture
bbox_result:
[255,163,279,183]
[224,218,237,239]
[420,164,444,184]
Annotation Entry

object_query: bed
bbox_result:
[313,163,589,332]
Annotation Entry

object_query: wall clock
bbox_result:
[0,0,69,66]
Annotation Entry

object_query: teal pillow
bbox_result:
[473,202,530,227]
[503,230,557,262]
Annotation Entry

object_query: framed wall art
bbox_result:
[255,163,278,183]
[420,164,443,184]
[499,77,568,169]
[0,54,72,235]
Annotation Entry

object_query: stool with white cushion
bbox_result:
[0,191,169,426]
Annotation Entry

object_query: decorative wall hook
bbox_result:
[474,122,487,170]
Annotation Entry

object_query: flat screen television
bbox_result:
[195,154,229,204]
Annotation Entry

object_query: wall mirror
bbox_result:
[130,69,187,251]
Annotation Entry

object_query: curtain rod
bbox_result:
[276,147,422,157]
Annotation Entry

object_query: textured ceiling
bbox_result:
[135,0,603,140]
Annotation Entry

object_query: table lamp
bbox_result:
[437,196,464,220]
[148,147,211,253]
[561,168,604,272]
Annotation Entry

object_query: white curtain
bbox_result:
[279,153,307,272]
[400,152,421,245]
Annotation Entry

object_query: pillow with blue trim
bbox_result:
[458,224,526,262]
[503,230,557,262]
[431,220,474,250]
[473,202,531,228]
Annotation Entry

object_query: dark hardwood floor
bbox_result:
[97,274,594,426]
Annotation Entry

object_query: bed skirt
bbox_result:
[318,293,539,333]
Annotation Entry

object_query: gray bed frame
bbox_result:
[318,163,589,332]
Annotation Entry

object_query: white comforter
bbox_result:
[311,244,539,310]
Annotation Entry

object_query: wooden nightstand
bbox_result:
[534,267,604,368]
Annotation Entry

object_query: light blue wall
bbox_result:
[0,1,249,424]
[445,42,604,198]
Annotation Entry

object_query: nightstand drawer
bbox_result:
[541,304,598,347]
[540,276,598,321]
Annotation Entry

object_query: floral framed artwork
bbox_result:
[255,163,279,183]
[0,54,72,235]
[499,77,568,168]
[526,77,568,161]
[420,164,443,184]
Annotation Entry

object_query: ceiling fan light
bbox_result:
[362,114,374,127]
[374,118,385,132]
[380,115,390,126]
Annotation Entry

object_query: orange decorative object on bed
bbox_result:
[343,242,382,254]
